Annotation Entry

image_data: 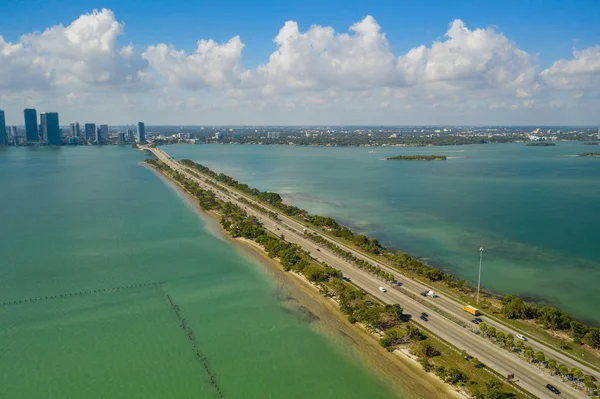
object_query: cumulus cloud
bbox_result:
[541,46,600,91]
[2,8,600,124]
[143,37,246,89]
[399,20,537,90]
[0,9,151,92]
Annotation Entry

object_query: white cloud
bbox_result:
[2,9,600,125]
[399,20,537,90]
[143,37,246,90]
[541,46,600,91]
[0,9,150,92]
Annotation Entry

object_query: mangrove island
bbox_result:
[578,153,600,157]
[386,155,447,161]
[526,142,556,146]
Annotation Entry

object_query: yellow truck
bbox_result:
[463,305,481,316]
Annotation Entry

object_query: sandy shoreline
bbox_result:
[144,162,464,399]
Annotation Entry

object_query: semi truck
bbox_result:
[463,305,481,316]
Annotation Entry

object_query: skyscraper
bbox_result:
[118,132,126,144]
[24,109,38,142]
[0,110,7,146]
[136,122,145,142]
[100,124,109,142]
[70,123,77,137]
[95,127,103,144]
[75,122,81,138]
[43,112,61,145]
[40,113,47,141]
[85,123,96,140]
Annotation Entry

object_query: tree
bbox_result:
[515,340,524,351]
[535,350,545,363]
[584,376,596,391]
[496,331,505,343]
[547,358,557,371]
[558,364,568,375]
[484,380,513,399]
[505,336,514,349]
[584,328,600,349]
[479,322,488,334]
[414,342,440,358]
[571,367,584,379]
[524,349,534,361]
[487,327,497,338]
[445,367,469,385]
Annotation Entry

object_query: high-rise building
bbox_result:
[100,124,109,142]
[136,122,145,142]
[126,129,134,141]
[43,112,61,145]
[0,110,7,146]
[40,113,48,141]
[69,123,80,137]
[84,123,96,140]
[24,109,38,142]
[95,127,103,144]
[597,128,600,139]
[215,132,224,140]
[118,132,126,144]
[267,132,280,139]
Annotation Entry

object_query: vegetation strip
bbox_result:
[0,281,165,306]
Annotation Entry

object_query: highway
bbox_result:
[148,147,590,399]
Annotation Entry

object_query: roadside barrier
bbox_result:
[0,281,165,306]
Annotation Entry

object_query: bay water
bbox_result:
[166,142,600,326]
[0,146,400,399]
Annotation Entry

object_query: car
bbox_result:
[474,317,483,323]
[378,287,387,293]
[316,248,320,251]
[342,277,351,282]
[420,315,428,322]
[471,319,480,324]
[420,292,427,297]
[545,384,560,394]
[421,312,429,318]
[515,334,528,341]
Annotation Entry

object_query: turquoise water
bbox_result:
[0,146,399,399]
[166,142,600,325]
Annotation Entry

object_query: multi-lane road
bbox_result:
[148,147,593,399]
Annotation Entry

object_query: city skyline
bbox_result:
[1,2,600,125]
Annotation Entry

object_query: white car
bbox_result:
[378,286,387,293]
[516,334,528,341]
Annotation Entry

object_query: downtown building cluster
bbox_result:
[0,109,146,146]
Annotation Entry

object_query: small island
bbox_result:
[578,153,600,157]
[584,142,599,145]
[386,155,447,161]
[526,142,556,146]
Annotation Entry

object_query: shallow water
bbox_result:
[166,142,600,325]
[0,146,400,399]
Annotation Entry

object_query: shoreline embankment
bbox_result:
[143,162,465,399]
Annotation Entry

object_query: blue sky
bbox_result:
[2,0,598,68]
[1,0,600,125]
